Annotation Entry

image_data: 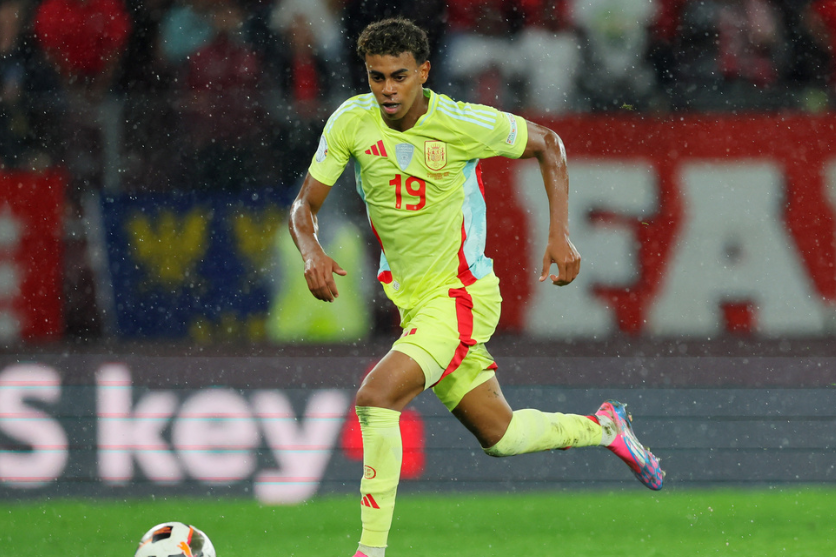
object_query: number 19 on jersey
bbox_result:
[389,174,426,211]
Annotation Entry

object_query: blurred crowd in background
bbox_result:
[3,0,836,195]
[3,0,836,340]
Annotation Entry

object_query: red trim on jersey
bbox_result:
[370,221,385,252]
[433,287,477,386]
[370,220,393,284]
[455,163,484,286]
[377,140,388,157]
[475,161,486,198]
[456,222,477,286]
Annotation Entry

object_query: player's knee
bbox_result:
[483,440,512,457]
[355,381,402,409]
[481,427,514,457]
[355,383,384,408]
[355,362,425,410]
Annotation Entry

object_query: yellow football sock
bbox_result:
[356,406,402,549]
[484,409,602,456]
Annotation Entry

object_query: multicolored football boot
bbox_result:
[595,400,664,490]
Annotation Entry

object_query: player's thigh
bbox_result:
[430,275,503,410]
[392,275,503,408]
[392,293,462,388]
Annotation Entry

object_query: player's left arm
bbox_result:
[288,173,347,302]
[519,120,580,286]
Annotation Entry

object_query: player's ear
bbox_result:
[419,60,430,84]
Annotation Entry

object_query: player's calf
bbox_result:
[483,408,603,456]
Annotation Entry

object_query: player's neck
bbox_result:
[384,92,429,133]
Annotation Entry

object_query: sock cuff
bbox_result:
[483,411,521,457]
[598,415,617,446]
[358,543,386,557]
[356,406,401,428]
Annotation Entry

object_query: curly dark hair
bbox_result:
[356,18,430,65]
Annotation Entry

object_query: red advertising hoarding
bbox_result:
[0,170,65,340]
[484,114,835,337]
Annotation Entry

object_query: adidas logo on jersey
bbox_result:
[365,140,388,157]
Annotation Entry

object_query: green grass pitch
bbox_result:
[1,488,832,556]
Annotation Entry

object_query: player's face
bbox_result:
[365,52,430,130]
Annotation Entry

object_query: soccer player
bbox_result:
[288,18,665,557]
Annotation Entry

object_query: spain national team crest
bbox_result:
[424,140,447,171]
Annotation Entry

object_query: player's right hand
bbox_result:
[303,253,347,302]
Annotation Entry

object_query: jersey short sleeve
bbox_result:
[434,96,528,161]
[473,109,528,160]
[307,102,357,186]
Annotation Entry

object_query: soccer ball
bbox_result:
[134,522,216,557]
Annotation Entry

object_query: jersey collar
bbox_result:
[412,88,436,129]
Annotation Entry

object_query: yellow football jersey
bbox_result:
[308,88,528,311]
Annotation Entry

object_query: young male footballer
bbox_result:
[289,17,665,557]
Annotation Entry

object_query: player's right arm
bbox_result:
[288,172,347,302]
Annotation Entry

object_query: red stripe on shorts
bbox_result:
[433,287,477,386]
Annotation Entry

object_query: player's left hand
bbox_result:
[539,236,580,286]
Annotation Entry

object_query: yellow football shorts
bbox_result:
[392,272,502,411]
